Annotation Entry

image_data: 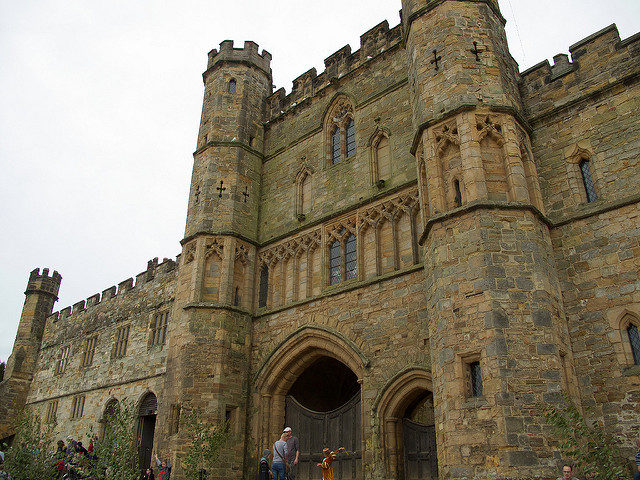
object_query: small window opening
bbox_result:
[469,361,483,397]
[331,128,341,164]
[345,235,357,280]
[329,240,341,285]
[258,266,269,308]
[346,119,356,157]
[249,136,254,147]
[579,159,597,203]
[628,324,640,365]
[233,287,240,306]
[225,406,237,432]
[228,79,237,94]
[454,180,462,207]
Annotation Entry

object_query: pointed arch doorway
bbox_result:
[285,357,361,480]
[378,369,438,480]
[255,327,368,480]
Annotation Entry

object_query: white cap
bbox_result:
[283,427,292,433]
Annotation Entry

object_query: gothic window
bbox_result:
[228,78,237,94]
[346,119,356,158]
[331,127,341,164]
[55,346,70,375]
[566,145,599,206]
[628,324,640,365]
[113,325,130,358]
[579,159,597,203]
[71,395,85,419]
[328,232,357,285]
[345,234,357,280]
[150,312,168,347]
[81,336,98,367]
[258,265,269,308]
[329,240,341,285]
[325,95,355,165]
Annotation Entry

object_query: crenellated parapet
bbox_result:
[46,257,178,326]
[25,267,62,299]
[265,21,403,122]
[204,40,272,82]
[520,24,640,121]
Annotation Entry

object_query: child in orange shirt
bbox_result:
[316,447,345,480]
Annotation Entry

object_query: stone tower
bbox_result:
[404,0,570,477]
[0,268,61,439]
[158,41,272,476]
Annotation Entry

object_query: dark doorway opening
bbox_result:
[402,391,438,480]
[137,392,157,471]
[285,357,361,480]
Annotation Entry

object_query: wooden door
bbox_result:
[138,414,156,470]
[402,419,438,480]
[285,392,361,480]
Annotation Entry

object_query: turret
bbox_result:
[0,268,61,439]
[4,268,61,379]
[185,40,272,241]
[404,0,567,477]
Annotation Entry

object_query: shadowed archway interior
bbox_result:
[287,356,359,412]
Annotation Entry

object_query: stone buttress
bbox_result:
[158,41,272,477]
[403,0,571,477]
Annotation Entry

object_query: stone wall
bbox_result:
[25,258,177,441]
[260,31,413,244]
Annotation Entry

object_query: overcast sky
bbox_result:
[1,0,639,364]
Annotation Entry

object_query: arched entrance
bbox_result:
[285,357,361,480]
[137,392,157,470]
[255,327,368,480]
[100,398,120,441]
[377,369,438,480]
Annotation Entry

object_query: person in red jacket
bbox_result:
[155,453,171,480]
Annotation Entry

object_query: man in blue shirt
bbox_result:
[634,438,640,480]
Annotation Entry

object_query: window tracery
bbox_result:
[324,95,355,165]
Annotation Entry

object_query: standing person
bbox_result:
[142,467,155,480]
[258,449,271,480]
[283,427,299,480]
[556,464,579,480]
[272,432,289,480]
[154,453,172,480]
[316,447,345,480]
[634,437,640,480]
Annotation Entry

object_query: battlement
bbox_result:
[205,40,272,81]
[25,267,62,298]
[46,256,178,324]
[520,24,640,119]
[265,20,403,122]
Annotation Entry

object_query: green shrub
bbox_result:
[544,396,629,480]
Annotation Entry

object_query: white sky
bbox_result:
[1,0,639,363]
